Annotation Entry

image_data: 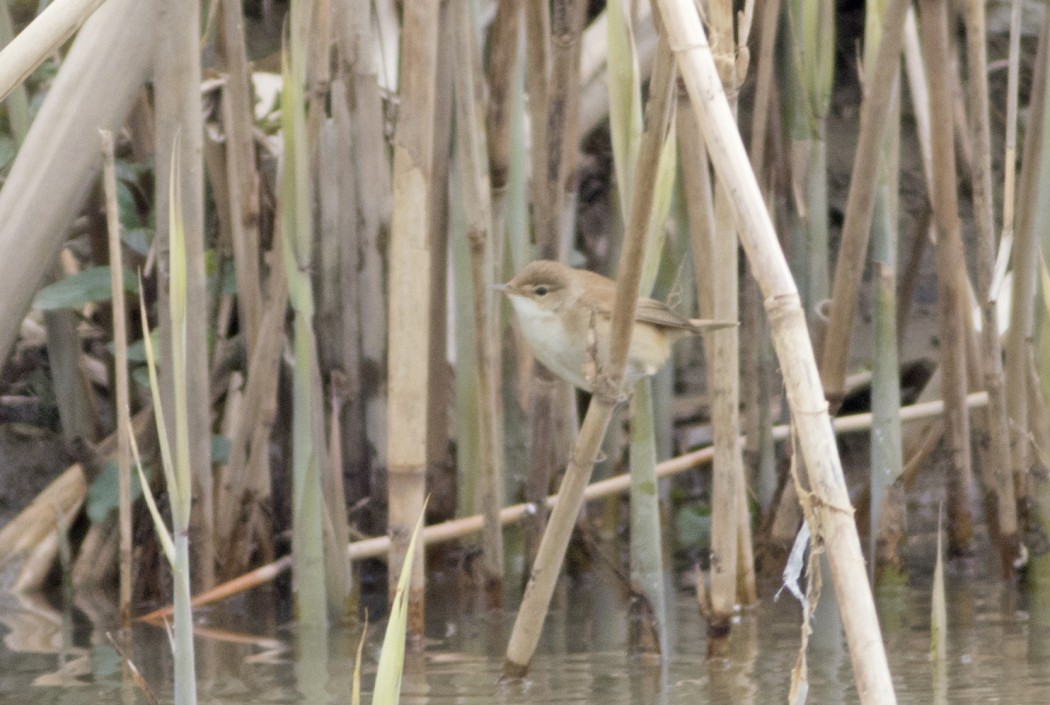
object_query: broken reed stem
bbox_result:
[101,129,133,629]
[654,0,895,701]
[818,0,909,409]
[920,0,976,555]
[964,0,1019,572]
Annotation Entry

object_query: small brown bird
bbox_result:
[496,260,732,392]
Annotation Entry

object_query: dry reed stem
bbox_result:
[218,0,263,357]
[387,0,440,638]
[520,0,560,572]
[997,0,1022,294]
[101,130,133,628]
[655,0,895,700]
[453,0,506,601]
[486,0,523,196]
[155,0,213,591]
[215,256,287,577]
[903,8,933,193]
[747,0,781,171]
[818,0,909,409]
[342,0,391,478]
[547,0,587,251]
[704,0,746,639]
[921,0,977,555]
[963,0,1019,572]
[1005,11,1050,507]
[0,0,105,101]
[0,0,154,365]
[425,5,454,576]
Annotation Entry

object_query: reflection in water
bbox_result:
[2,565,1050,702]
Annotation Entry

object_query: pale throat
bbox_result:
[507,293,590,389]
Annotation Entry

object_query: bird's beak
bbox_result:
[493,282,509,293]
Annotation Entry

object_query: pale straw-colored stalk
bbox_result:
[155,0,213,590]
[101,129,133,628]
[697,0,753,650]
[0,0,105,102]
[386,0,440,638]
[654,0,895,700]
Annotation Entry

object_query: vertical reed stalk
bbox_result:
[998,0,1021,290]
[453,0,505,604]
[484,0,522,536]
[964,0,1019,574]
[920,0,976,556]
[818,0,908,409]
[613,26,678,655]
[281,0,328,629]
[101,130,132,628]
[343,0,391,491]
[744,0,781,515]
[521,0,564,574]
[999,0,1027,536]
[155,0,214,591]
[784,0,834,310]
[628,379,666,655]
[703,0,752,649]
[864,0,905,583]
[1005,3,1048,514]
[425,4,454,547]
[136,142,199,705]
[524,0,551,255]
[655,0,896,699]
[387,0,440,639]
[218,0,263,356]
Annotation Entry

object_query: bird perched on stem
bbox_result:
[496,260,733,393]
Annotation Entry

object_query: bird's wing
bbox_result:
[635,298,698,331]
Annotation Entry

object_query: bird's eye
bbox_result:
[535,285,549,296]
